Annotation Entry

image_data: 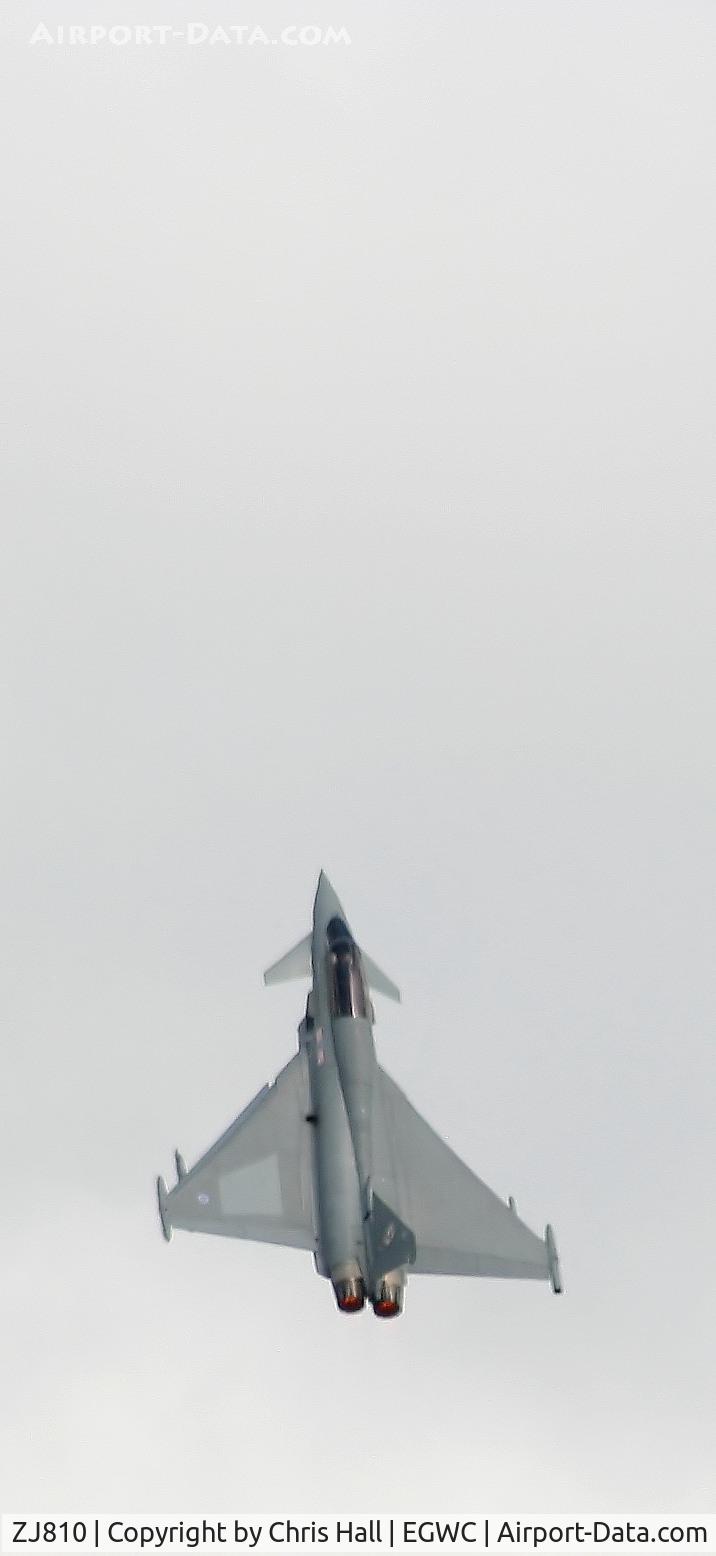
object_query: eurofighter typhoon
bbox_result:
[157,873,562,1317]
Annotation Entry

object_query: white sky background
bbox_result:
[2,0,715,1511]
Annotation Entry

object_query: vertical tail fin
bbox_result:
[366,1192,416,1276]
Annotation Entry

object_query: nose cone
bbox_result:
[314,870,348,933]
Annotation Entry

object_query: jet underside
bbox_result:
[157,873,562,1318]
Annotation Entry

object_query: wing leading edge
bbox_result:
[158,1053,316,1251]
[379,1067,560,1287]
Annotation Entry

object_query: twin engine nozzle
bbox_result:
[332,1275,404,1319]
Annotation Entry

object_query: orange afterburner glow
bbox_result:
[373,1298,400,1318]
[333,1276,366,1312]
[337,1292,364,1312]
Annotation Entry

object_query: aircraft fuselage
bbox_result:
[302,875,403,1315]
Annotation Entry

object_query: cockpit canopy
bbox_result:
[326,916,352,951]
[326,917,368,1018]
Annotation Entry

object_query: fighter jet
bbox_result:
[157,872,562,1317]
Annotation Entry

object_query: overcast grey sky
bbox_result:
[2,0,715,1514]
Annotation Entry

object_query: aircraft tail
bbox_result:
[263,933,312,986]
[366,1191,416,1277]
